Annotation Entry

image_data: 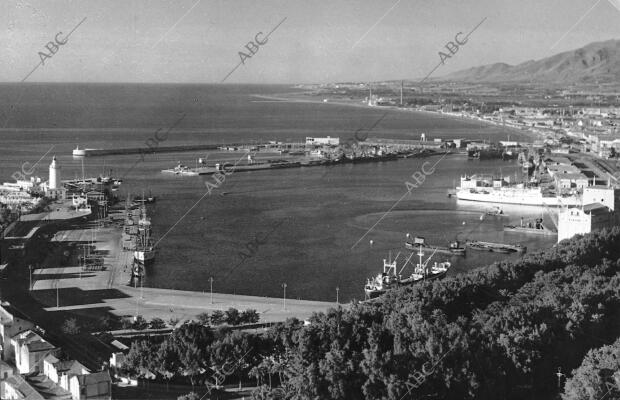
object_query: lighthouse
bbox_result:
[49,156,61,189]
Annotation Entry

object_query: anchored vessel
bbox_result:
[503,217,557,236]
[466,240,526,254]
[365,237,451,299]
[133,205,155,264]
[404,239,466,256]
[455,175,580,207]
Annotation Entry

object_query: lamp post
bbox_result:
[282,283,287,310]
[336,287,339,304]
[209,276,214,305]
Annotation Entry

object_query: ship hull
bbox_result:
[466,240,526,253]
[456,188,580,207]
[405,242,466,256]
[503,225,557,236]
[364,270,446,299]
[134,250,155,264]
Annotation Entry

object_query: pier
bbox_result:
[72,143,260,157]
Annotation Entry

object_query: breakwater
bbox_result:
[72,143,258,157]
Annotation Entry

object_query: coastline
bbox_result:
[251,93,543,141]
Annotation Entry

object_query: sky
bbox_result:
[2,0,620,84]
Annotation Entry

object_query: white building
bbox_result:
[0,302,35,361]
[44,156,67,200]
[558,187,620,242]
[43,355,90,391]
[305,136,340,146]
[49,156,60,189]
[10,330,56,374]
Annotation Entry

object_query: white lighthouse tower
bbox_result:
[49,156,61,189]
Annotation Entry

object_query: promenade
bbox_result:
[30,217,337,325]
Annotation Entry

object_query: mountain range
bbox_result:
[436,39,620,84]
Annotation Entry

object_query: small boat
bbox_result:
[503,218,557,236]
[405,239,466,256]
[485,206,506,216]
[134,191,156,204]
[466,240,526,254]
[161,162,199,176]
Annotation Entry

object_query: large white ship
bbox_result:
[455,175,581,207]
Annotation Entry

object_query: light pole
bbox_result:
[336,287,339,304]
[209,276,214,304]
[282,283,287,310]
[56,283,59,309]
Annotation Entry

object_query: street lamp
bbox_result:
[282,283,287,310]
[209,276,214,305]
[336,287,339,304]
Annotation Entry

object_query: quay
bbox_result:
[72,142,262,157]
[25,214,337,325]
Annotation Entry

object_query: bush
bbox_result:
[98,315,119,331]
[210,310,225,325]
[196,312,211,325]
[240,309,260,324]
[120,318,134,330]
[224,308,240,325]
[132,315,148,330]
[149,317,166,329]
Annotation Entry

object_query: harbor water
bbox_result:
[0,83,555,302]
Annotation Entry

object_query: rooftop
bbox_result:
[26,340,56,353]
[25,373,73,399]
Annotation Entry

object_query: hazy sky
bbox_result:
[2,0,620,84]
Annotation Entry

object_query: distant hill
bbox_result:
[437,39,620,84]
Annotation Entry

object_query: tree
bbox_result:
[240,309,260,324]
[196,312,211,325]
[121,318,134,330]
[132,315,148,330]
[563,337,620,400]
[224,308,241,325]
[149,317,166,329]
[168,322,214,386]
[122,340,157,378]
[98,315,118,331]
[61,318,80,335]
[210,310,225,325]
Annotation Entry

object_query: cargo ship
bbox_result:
[365,238,451,299]
[455,175,581,207]
[133,204,155,264]
[364,257,451,299]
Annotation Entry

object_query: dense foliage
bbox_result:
[121,228,620,399]
[562,337,620,400]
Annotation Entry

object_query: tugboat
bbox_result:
[503,217,557,236]
[365,238,451,299]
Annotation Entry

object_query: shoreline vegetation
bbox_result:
[118,227,620,400]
